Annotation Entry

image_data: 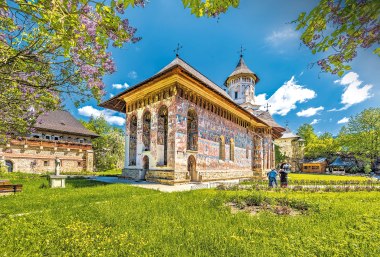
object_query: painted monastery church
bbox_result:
[101,55,285,184]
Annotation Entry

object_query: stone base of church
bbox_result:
[122,167,269,185]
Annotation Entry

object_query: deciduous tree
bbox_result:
[294,0,380,76]
[338,108,380,170]
[81,116,125,171]
[0,0,239,142]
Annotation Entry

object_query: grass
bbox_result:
[288,173,370,182]
[1,174,380,256]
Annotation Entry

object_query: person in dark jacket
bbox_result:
[279,169,288,188]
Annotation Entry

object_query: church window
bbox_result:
[142,111,151,151]
[246,146,250,159]
[187,109,198,151]
[219,136,225,160]
[230,139,235,161]
[235,91,238,99]
[129,115,137,166]
[158,105,168,165]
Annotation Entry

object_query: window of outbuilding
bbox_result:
[44,161,49,166]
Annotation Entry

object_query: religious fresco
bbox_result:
[187,109,198,151]
[129,115,137,166]
[142,111,151,151]
[157,105,168,165]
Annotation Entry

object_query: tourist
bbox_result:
[267,169,278,187]
[279,169,288,188]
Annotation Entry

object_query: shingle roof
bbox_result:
[99,56,285,136]
[224,56,259,85]
[251,110,282,129]
[329,157,355,167]
[157,57,233,100]
[279,127,300,139]
[34,110,98,138]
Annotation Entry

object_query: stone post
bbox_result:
[85,150,94,172]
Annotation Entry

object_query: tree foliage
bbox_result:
[81,116,125,171]
[294,0,380,76]
[0,0,239,142]
[0,0,146,142]
[338,108,380,168]
[182,0,239,17]
[297,124,340,158]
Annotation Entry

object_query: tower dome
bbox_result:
[225,55,260,110]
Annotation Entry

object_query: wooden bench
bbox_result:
[0,180,23,194]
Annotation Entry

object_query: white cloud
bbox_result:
[329,72,373,111]
[296,106,324,117]
[78,106,125,126]
[112,83,129,90]
[259,76,316,116]
[266,26,299,47]
[337,117,349,124]
[310,119,320,125]
[128,71,138,79]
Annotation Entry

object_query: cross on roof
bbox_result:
[265,103,271,112]
[238,45,246,57]
[285,120,289,127]
[174,43,183,57]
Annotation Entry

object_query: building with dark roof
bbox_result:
[1,110,97,173]
[100,55,284,184]
[274,126,305,171]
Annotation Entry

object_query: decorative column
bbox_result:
[124,114,130,169]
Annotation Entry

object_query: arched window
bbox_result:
[157,105,168,166]
[246,146,250,159]
[129,115,137,166]
[230,138,235,162]
[219,136,225,160]
[5,160,13,172]
[142,111,151,151]
[187,109,198,151]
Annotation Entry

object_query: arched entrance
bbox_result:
[5,160,13,172]
[142,156,149,180]
[187,155,198,182]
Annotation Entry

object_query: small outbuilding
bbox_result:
[329,157,356,174]
[301,158,328,173]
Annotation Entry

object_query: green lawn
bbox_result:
[1,173,380,256]
[288,173,370,182]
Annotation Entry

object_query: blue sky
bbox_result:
[72,0,380,136]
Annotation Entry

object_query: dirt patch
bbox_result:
[226,196,309,216]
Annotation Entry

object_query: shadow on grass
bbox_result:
[66,178,109,188]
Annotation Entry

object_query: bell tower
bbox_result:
[225,52,260,110]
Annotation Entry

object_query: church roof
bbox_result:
[225,56,259,85]
[100,56,285,137]
[251,110,281,128]
[157,57,232,100]
[34,110,99,138]
[279,127,300,139]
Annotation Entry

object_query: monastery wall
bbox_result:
[0,139,94,173]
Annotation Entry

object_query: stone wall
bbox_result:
[0,138,94,173]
